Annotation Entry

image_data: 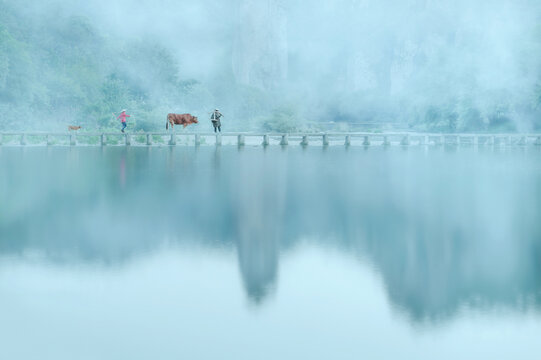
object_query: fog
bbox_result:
[1,0,540,131]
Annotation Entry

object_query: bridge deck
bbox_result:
[1,132,540,147]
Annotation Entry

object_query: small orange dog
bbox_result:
[68,126,82,131]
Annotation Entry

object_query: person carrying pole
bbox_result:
[211,109,223,133]
[114,109,131,133]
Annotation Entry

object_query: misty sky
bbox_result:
[28,0,537,85]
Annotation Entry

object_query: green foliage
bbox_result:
[0,3,197,132]
[259,105,308,133]
[0,24,34,103]
[134,119,158,132]
[84,136,100,145]
[421,105,459,132]
[488,105,517,132]
[536,83,541,109]
[459,107,485,132]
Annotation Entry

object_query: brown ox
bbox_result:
[68,126,81,131]
[166,113,198,130]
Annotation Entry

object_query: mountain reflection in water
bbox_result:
[1,145,541,324]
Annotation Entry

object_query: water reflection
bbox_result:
[1,146,541,322]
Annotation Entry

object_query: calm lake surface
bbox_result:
[1,145,541,359]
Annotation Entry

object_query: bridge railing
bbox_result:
[1,132,541,147]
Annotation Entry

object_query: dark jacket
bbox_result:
[211,111,223,126]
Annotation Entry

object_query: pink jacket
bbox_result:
[117,113,130,123]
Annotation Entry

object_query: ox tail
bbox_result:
[166,117,169,130]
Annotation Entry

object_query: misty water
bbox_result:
[1,145,541,359]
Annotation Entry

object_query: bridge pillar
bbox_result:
[238,134,245,146]
[400,135,410,146]
[418,135,426,146]
[70,133,77,146]
[20,134,27,146]
[363,136,371,146]
[519,136,527,146]
[322,134,329,146]
[473,136,479,146]
[169,133,176,146]
[195,134,201,146]
[535,136,541,146]
[345,135,351,147]
[262,134,269,146]
[146,134,152,146]
[0,134,3,146]
[301,135,309,146]
[216,134,222,146]
[280,134,289,146]
[125,134,131,146]
[101,134,106,146]
[383,136,390,146]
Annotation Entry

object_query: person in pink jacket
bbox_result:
[115,109,130,133]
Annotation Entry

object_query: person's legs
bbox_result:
[218,126,221,132]
[122,122,127,132]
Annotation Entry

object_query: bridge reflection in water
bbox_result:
[1,145,541,323]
